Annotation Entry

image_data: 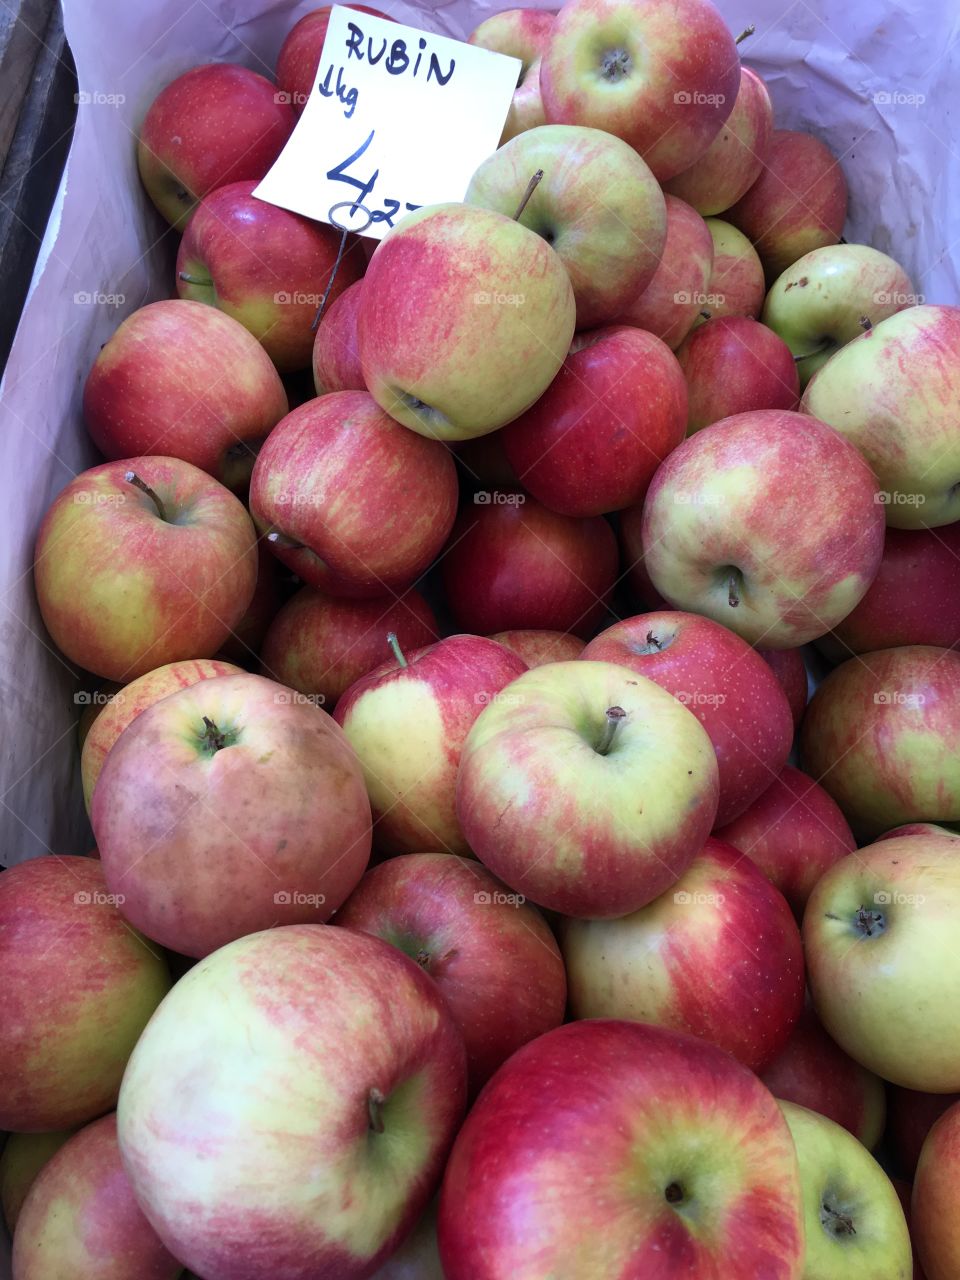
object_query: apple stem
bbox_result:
[699,309,712,320]
[387,632,408,668]
[514,169,544,221]
[859,315,873,333]
[821,1202,857,1236]
[596,705,627,756]
[267,531,305,551]
[367,1087,386,1134]
[200,716,228,752]
[415,949,431,968]
[735,23,756,43]
[855,904,884,936]
[124,471,167,522]
[177,271,208,286]
[645,630,663,651]
[728,575,740,608]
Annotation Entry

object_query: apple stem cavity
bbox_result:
[600,48,632,82]
[200,716,229,753]
[124,471,167,522]
[728,574,741,609]
[514,169,544,221]
[387,632,408,668]
[700,309,712,320]
[821,1202,857,1237]
[665,1182,685,1205]
[735,23,756,43]
[859,315,873,333]
[855,904,885,937]
[267,531,305,551]
[177,271,209,286]
[596,706,627,756]
[367,1087,386,1134]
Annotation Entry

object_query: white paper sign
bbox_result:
[254,6,522,238]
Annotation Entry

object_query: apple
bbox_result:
[714,765,856,917]
[312,278,365,395]
[12,1114,181,1280]
[137,64,295,230]
[260,586,438,712]
[540,0,740,182]
[675,315,800,433]
[502,326,687,516]
[581,611,793,825]
[697,217,766,323]
[176,179,363,372]
[618,499,669,609]
[641,409,885,648]
[335,852,566,1091]
[489,628,584,667]
[468,9,554,145]
[763,243,916,386]
[249,391,458,596]
[890,1088,960,1179]
[800,646,960,837]
[612,193,714,348]
[91,672,372,957]
[441,494,618,638]
[802,305,960,529]
[665,66,774,214]
[334,635,527,856]
[779,1101,912,1279]
[501,56,547,144]
[0,856,170,1132]
[83,300,288,489]
[452,433,519,490]
[276,6,395,112]
[34,456,257,683]
[761,1007,886,1149]
[0,1131,72,1232]
[357,203,575,441]
[726,130,848,281]
[804,833,960,1091]
[912,1101,960,1280]
[878,823,960,842]
[466,124,666,328]
[562,837,803,1069]
[118,925,467,1280]
[438,1020,804,1279]
[457,659,719,917]
[893,1178,928,1280]
[370,1202,442,1280]
[217,542,286,666]
[759,647,809,727]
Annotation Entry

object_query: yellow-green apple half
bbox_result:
[91,672,372,957]
[12,1114,181,1280]
[762,243,916,388]
[890,1088,960,1179]
[118,925,467,1280]
[696,217,766,324]
[466,125,666,328]
[760,646,808,727]
[727,130,848,282]
[0,857,169,1132]
[249,391,458,596]
[540,0,740,181]
[561,837,804,1069]
[489,628,585,666]
[456,660,719,917]
[176,179,363,372]
[502,326,687,516]
[804,833,960,1091]
[0,1131,72,1232]
[912,1100,960,1279]
[80,657,243,813]
[714,765,856,918]
[802,305,960,529]
[313,278,365,395]
[83,300,288,490]
[440,495,618,637]
[582,611,793,824]
[800,646,960,837]
[260,585,438,711]
[357,203,575,440]
[468,8,555,145]
[675,316,799,434]
[780,1101,912,1279]
[438,1020,804,1280]
[761,1007,886,1149]
[34,457,257,683]
[641,409,885,648]
[334,635,527,856]
[276,6,394,112]
[665,66,774,214]
[335,852,566,1092]
[137,63,295,231]
[613,194,714,348]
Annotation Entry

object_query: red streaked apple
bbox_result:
[502,325,687,516]
[335,852,566,1091]
[489,629,585,667]
[713,765,856,917]
[468,9,554,145]
[540,0,740,182]
[312,278,365,395]
[759,646,808,727]
[889,1088,960,1178]
[334,635,526,856]
[276,6,394,112]
[91,672,372,957]
[0,856,170,1132]
[438,1020,804,1280]
[675,315,800,434]
[34,456,258,683]
[249,391,458,597]
[117,925,467,1280]
[83,300,288,489]
[441,495,618,638]
[357,203,575,440]
[457,660,719,918]
[137,64,295,230]
[641,409,885,648]
[0,1131,72,1232]
[698,217,766,323]
[561,837,804,1071]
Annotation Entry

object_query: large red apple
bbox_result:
[276,6,395,112]
[675,315,800,433]
[489,628,585,667]
[312,278,365,395]
[438,1020,804,1279]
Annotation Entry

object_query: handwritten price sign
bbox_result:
[255,7,522,238]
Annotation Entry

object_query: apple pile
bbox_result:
[5,0,960,1276]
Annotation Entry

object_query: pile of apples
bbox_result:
[4,0,960,1276]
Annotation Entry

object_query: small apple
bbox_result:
[468,9,554,145]
[675,315,800,433]
[276,6,395,112]
[312,278,366,395]
[697,217,766,323]
[889,1087,960,1178]
[489,629,585,667]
